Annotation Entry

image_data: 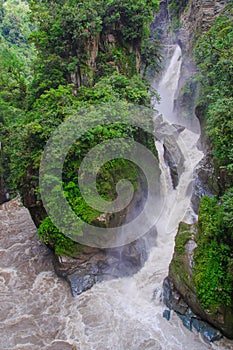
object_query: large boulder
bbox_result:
[54,232,155,296]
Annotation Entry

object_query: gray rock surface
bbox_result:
[54,232,156,296]
[163,222,233,339]
[179,0,230,53]
[163,277,223,342]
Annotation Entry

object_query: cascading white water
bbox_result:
[152,46,201,262]
[1,46,233,350]
[155,45,182,122]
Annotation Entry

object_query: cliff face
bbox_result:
[178,0,230,51]
[153,0,229,51]
[159,0,233,341]
[164,223,233,339]
[71,30,141,90]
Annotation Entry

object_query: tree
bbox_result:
[1,0,158,256]
[28,0,159,95]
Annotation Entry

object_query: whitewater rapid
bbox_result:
[1,197,232,349]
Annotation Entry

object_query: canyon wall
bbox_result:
[159,0,233,340]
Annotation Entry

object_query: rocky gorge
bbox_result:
[1,0,233,348]
[158,0,233,341]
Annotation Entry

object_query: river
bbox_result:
[1,46,232,350]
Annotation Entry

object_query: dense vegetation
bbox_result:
[167,0,189,31]
[194,194,233,309]
[0,0,34,118]
[0,0,160,255]
[2,0,232,314]
[167,0,189,17]
[0,0,36,197]
[28,0,159,97]
[193,4,233,310]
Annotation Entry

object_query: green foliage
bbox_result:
[194,4,233,188]
[168,0,189,17]
[103,0,159,41]
[1,0,158,256]
[167,0,189,31]
[194,239,232,309]
[169,222,194,286]
[175,222,192,255]
[36,115,146,255]
[4,87,155,254]
[193,6,233,311]
[0,0,36,194]
[197,196,221,241]
[141,38,162,79]
[28,0,159,96]
[38,151,141,255]
[29,54,66,103]
[74,73,153,106]
[221,188,233,243]
[207,98,233,170]
[38,216,84,256]
[0,0,35,108]
[0,46,27,108]
[194,8,233,104]
[0,0,33,46]
[194,194,233,309]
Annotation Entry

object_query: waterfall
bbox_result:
[1,46,232,350]
[155,45,182,122]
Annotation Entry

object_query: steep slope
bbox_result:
[161,0,233,339]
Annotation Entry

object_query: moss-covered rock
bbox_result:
[165,221,233,339]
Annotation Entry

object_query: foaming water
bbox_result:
[0,198,86,350]
[1,199,232,350]
[1,47,233,350]
[155,45,182,123]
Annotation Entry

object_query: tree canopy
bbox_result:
[193,3,233,311]
[0,0,159,255]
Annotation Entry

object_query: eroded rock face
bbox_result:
[51,179,156,296]
[191,151,219,213]
[152,0,229,54]
[157,0,233,342]
[154,116,186,189]
[163,222,233,339]
[151,0,170,44]
[179,0,230,52]
[163,277,223,342]
[54,232,155,297]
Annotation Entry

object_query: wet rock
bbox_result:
[191,152,218,213]
[163,277,189,315]
[46,341,76,350]
[163,221,233,339]
[178,314,193,331]
[151,1,170,45]
[0,191,10,205]
[54,233,155,297]
[164,145,179,188]
[172,124,186,133]
[192,319,222,342]
[154,116,185,189]
[163,309,171,321]
[51,175,157,297]
[163,278,223,342]
[178,0,229,53]
[177,314,222,342]
[67,274,97,297]
[185,239,197,273]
